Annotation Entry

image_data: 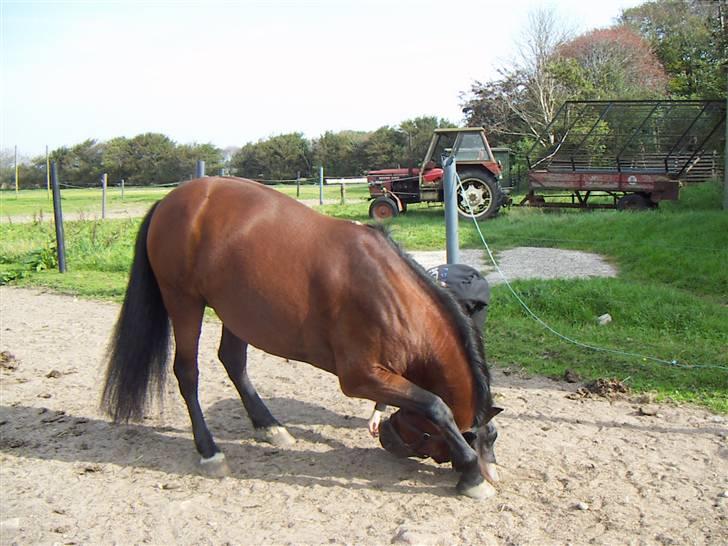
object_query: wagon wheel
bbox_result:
[456,169,501,220]
[616,193,652,211]
[368,196,399,221]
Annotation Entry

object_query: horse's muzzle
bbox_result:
[379,418,418,459]
[379,411,451,463]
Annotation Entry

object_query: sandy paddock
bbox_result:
[0,285,726,546]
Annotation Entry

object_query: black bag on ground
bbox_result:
[427,263,490,330]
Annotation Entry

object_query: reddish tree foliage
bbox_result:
[556,26,669,98]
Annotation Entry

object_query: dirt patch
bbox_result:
[0,287,726,545]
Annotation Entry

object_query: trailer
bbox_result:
[523,100,726,210]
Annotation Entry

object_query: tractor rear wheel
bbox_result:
[368,196,399,221]
[456,169,501,220]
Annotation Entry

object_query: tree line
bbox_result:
[2,0,725,189]
[462,0,726,153]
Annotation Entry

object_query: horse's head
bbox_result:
[379,406,503,483]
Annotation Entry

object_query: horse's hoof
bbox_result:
[200,452,230,478]
[259,426,296,447]
[457,478,496,500]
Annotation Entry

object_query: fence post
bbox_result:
[340,182,346,205]
[443,154,459,265]
[50,161,67,273]
[296,171,301,199]
[121,178,125,201]
[46,145,51,203]
[724,96,727,210]
[101,173,107,219]
[319,166,324,205]
[14,145,18,199]
[196,160,206,178]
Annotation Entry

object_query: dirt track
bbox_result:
[1,286,726,545]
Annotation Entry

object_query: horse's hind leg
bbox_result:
[218,326,295,446]
[168,296,229,477]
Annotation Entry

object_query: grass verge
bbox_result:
[1,181,726,411]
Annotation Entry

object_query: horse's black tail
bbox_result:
[101,202,170,422]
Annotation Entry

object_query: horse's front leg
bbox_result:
[339,370,493,500]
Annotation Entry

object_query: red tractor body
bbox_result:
[366,128,510,220]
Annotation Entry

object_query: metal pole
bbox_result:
[50,162,67,273]
[296,171,300,199]
[196,160,205,178]
[101,173,107,219]
[121,178,125,201]
[443,154,459,264]
[319,165,324,205]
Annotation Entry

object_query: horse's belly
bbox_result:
[211,301,337,375]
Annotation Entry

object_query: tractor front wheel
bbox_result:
[456,170,501,220]
[369,196,399,221]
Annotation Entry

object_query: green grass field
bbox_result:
[0,182,369,219]
[1,180,726,411]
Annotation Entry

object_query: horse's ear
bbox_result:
[485,406,504,423]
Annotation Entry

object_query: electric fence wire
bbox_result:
[454,172,728,373]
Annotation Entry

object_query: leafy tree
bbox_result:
[49,139,104,187]
[231,133,311,181]
[178,143,225,177]
[620,0,727,98]
[462,8,572,147]
[355,126,405,170]
[123,133,181,184]
[398,116,455,167]
[551,26,669,100]
[312,130,368,177]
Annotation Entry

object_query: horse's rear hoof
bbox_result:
[200,452,230,478]
[456,476,496,500]
[259,426,296,447]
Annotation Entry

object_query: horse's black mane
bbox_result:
[367,224,493,428]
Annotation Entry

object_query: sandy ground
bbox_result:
[0,280,726,545]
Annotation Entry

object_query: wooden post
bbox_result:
[46,145,51,203]
[340,182,346,204]
[121,178,125,201]
[296,171,301,199]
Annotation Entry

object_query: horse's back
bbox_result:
[146,177,409,365]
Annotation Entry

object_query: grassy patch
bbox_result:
[1,181,726,411]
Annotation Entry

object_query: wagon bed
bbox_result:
[523,100,726,210]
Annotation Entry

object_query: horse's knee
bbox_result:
[338,372,370,398]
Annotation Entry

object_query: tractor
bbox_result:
[366,127,513,221]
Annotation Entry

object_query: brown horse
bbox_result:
[101,176,502,499]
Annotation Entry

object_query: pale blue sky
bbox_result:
[1,0,643,158]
